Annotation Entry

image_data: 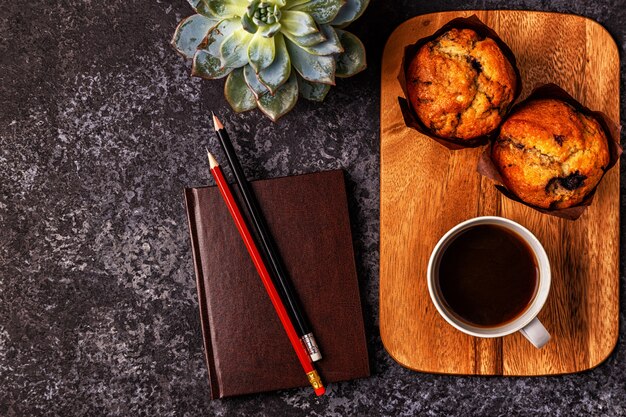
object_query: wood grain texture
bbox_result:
[380,11,620,376]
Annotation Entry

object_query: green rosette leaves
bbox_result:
[282,30,326,48]
[187,0,216,17]
[206,0,247,18]
[335,29,366,77]
[172,14,219,59]
[298,77,330,101]
[248,32,276,71]
[206,18,241,56]
[280,11,319,36]
[286,39,335,84]
[225,68,257,112]
[243,64,269,98]
[257,33,291,94]
[172,0,368,121]
[257,72,299,121]
[192,49,232,79]
[220,29,254,67]
[331,0,369,27]
[302,24,342,55]
[289,0,345,24]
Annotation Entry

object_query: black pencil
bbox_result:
[211,113,322,362]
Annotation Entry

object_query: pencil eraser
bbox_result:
[314,386,326,396]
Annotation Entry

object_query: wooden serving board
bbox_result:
[380,11,620,375]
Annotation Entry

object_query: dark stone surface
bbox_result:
[1,0,625,415]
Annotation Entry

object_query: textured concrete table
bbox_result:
[1,0,625,416]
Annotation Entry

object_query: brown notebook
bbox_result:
[184,169,369,399]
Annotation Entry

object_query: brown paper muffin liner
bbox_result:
[477,84,622,220]
[397,15,522,150]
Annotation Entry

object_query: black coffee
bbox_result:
[437,224,538,327]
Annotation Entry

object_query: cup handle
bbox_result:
[519,317,551,348]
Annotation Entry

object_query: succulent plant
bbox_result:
[172,0,368,121]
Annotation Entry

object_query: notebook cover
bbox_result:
[184,169,369,399]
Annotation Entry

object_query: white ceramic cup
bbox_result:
[427,216,551,348]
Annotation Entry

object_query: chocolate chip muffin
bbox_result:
[406,28,518,141]
[492,99,610,209]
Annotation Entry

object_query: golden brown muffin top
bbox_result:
[493,99,610,209]
[407,28,517,140]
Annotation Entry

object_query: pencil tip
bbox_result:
[206,148,219,169]
[212,113,224,131]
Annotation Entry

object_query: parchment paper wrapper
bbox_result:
[397,15,522,150]
[477,84,622,220]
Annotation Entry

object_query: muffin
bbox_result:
[492,98,610,209]
[406,28,517,141]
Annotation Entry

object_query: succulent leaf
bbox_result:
[298,77,331,101]
[187,0,216,17]
[280,11,319,36]
[284,0,309,7]
[285,39,335,84]
[289,0,345,24]
[257,72,299,121]
[171,14,219,59]
[258,22,282,38]
[206,0,247,18]
[331,0,369,27]
[241,13,257,33]
[225,67,258,112]
[257,34,291,94]
[187,0,203,9]
[243,64,270,98]
[219,28,254,67]
[247,32,276,71]
[192,49,233,79]
[246,0,260,16]
[334,29,366,77]
[192,19,241,78]
[301,24,342,55]
[206,18,241,56]
[282,30,326,47]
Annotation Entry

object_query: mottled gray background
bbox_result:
[1,0,625,416]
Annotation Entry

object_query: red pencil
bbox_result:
[206,149,325,396]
